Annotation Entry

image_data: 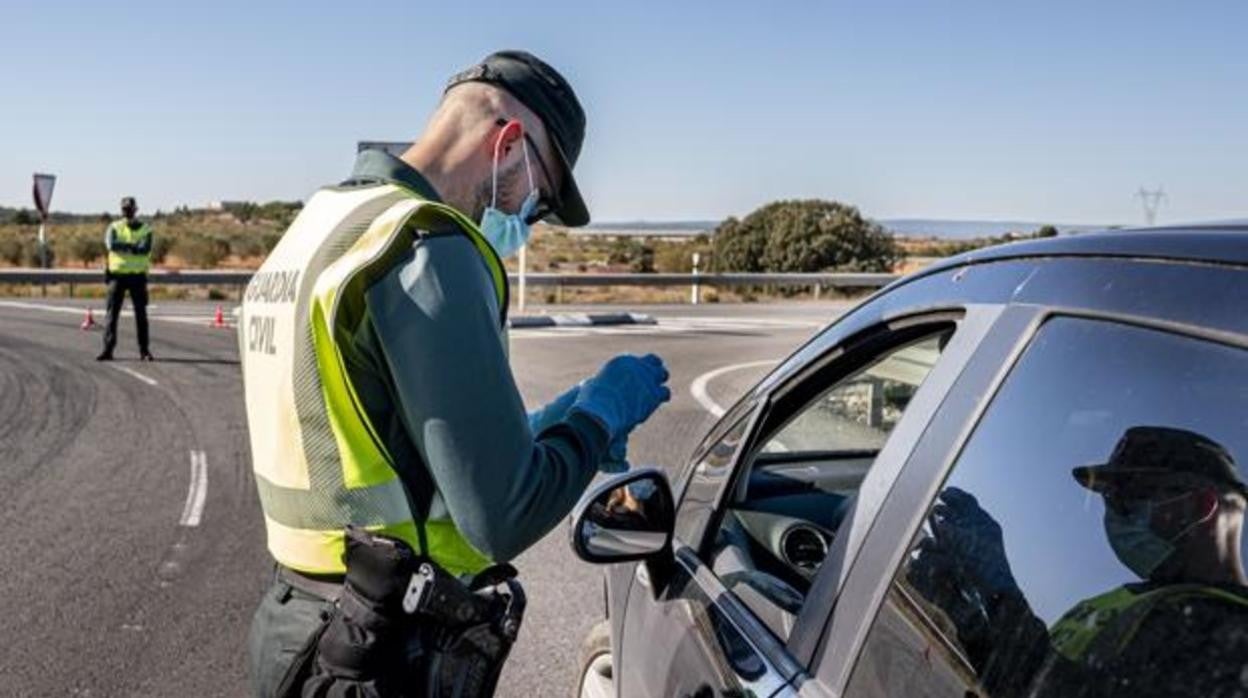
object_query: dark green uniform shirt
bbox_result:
[340,150,608,562]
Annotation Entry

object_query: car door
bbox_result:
[616,293,1009,698]
[810,259,1248,697]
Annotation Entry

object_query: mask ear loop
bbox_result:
[520,136,535,194]
[491,120,532,209]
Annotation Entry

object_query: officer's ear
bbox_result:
[490,119,525,164]
[1192,488,1221,523]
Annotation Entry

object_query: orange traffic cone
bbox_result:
[81,307,97,330]
[211,305,226,329]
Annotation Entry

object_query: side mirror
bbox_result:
[570,468,676,564]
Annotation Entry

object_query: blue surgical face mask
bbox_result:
[1103,489,1212,580]
[1104,506,1176,580]
[479,127,538,260]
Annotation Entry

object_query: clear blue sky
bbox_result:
[3,1,1244,225]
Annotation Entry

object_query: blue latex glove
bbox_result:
[571,354,671,443]
[527,385,580,436]
[529,384,632,473]
[600,433,630,474]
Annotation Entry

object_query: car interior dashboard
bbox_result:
[710,450,873,638]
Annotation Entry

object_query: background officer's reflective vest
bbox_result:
[1049,583,1248,664]
[239,183,507,576]
[106,219,152,274]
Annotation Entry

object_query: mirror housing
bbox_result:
[570,468,676,564]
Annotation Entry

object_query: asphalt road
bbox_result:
[0,298,847,697]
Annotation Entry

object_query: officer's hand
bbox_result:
[572,354,671,443]
[920,487,1019,599]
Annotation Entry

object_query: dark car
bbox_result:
[569,225,1248,698]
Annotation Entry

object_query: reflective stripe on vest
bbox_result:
[1050,583,1248,663]
[241,183,507,576]
[107,220,152,274]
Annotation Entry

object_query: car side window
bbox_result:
[846,318,1248,698]
[762,334,944,455]
[703,327,954,641]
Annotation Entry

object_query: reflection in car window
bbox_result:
[675,413,756,546]
[705,328,953,641]
[847,318,1248,698]
[762,334,945,455]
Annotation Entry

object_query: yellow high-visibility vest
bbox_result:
[106,219,152,274]
[1050,583,1248,663]
[239,182,507,576]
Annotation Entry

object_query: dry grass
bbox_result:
[1,212,942,304]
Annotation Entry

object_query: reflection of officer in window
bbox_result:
[909,426,1248,698]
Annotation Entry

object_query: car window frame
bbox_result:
[673,396,767,549]
[781,303,1009,667]
[756,331,953,459]
[725,318,961,507]
[688,309,968,562]
[817,302,1248,695]
[667,304,1004,687]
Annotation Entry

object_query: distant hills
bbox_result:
[879,218,1111,239]
[582,218,1113,239]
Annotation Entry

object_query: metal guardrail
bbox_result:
[0,268,898,288]
[0,269,253,285]
[0,268,898,305]
[515,271,898,288]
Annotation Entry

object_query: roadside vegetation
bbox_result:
[0,202,298,270]
[0,201,1063,303]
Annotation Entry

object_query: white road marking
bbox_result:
[661,315,824,329]
[0,300,90,316]
[180,450,208,527]
[689,360,778,417]
[111,364,158,386]
[511,328,595,339]
[0,300,235,327]
[510,316,819,340]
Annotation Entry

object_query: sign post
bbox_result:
[32,173,56,295]
[691,252,701,305]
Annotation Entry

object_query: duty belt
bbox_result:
[278,565,343,602]
[274,526,527,698]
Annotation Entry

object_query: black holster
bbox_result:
[276,527,525,698]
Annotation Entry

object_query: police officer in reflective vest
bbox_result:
[910,426,1248,697]
[241,51,671,697]
[97,196,154,361]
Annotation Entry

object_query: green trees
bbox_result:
[712,200,901,273]
[62,233,107,267]
[607,238,656,273]
[173,233,231,268]
[0,237,23,265]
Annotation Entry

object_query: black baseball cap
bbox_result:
[446,50,590,227]
[1073,426,1248,496]
[121,196,137,208]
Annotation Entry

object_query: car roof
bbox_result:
[911,224,1248,285]
[716,223,1248,462]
